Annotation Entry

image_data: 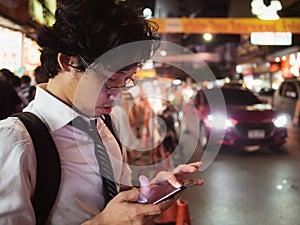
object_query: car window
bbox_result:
[203,88,261,106]
[283,82,298,99]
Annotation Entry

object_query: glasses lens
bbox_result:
[106,78,135,92]
[124,78,135,88]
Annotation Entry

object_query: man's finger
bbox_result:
[118,188,140,202]
[141,204,162,216]
[173,161,202,174]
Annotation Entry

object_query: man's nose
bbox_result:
[107,88,122,100]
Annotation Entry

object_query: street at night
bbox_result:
[180,127,300,225]
[1,0,300,224]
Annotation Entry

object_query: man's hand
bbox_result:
[81,188,174,225]
[82,162,203,225]
[139,161,204,204]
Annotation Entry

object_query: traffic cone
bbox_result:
[154,201,177,225]
[176,200,191,225]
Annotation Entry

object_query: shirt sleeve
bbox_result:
[0,117,36,225]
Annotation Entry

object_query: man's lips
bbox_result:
[102,106,113,114]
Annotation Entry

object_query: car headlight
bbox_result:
[273,114,290,128]
[207,114,236,129]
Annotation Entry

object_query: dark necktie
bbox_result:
[70,117,118,204]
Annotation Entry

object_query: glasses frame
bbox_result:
[79,56,136,92]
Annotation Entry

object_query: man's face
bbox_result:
[73,66,138,117]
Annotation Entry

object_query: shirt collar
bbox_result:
[24,84,87,131]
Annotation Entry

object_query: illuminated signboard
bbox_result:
[250,32,292,45]
[29,0,56,26]
[151,18,300,34]
[0,26,23,72]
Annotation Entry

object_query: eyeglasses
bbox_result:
[106,77,135,91]
[79,56,136,92]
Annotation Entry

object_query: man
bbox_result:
[0,80,22,120]
[19,75,36,105]
[0,68,15,83]
[0,1,203,224]
[293,99,300,128]
[33,66,49,85]
[0,68,22,119]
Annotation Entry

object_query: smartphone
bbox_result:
[137,179,199,205]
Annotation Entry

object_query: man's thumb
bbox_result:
[119,188,140,202]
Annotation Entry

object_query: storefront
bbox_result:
[0,25,23,73]
[0,24,41,77]
[235,48,300,93]
[274,52,300,79]
[267,46,300,80]
[0,0,56,76]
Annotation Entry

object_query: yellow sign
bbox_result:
[151,18,300,34]
[134,69,156,78]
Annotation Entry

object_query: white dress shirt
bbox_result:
[0,84,132,225]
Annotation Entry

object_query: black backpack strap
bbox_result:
[12,112,61,225]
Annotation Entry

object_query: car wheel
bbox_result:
[199,122,208,149]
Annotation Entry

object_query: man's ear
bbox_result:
[57,53,71,72]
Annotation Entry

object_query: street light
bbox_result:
[251,0,282,20]
[143,7,153,19]
[203,33,213,42]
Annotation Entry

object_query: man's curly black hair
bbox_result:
[37,0,159,78]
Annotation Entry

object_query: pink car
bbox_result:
[193,87,289,151]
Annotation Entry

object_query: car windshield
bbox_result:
[204,88,261,106]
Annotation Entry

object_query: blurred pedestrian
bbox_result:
[10,75,29,108]
[19,75,36,105]
[0,68,22,118]
[0,68,15,84]
[33,65,49,85]
[160,103,178,153]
